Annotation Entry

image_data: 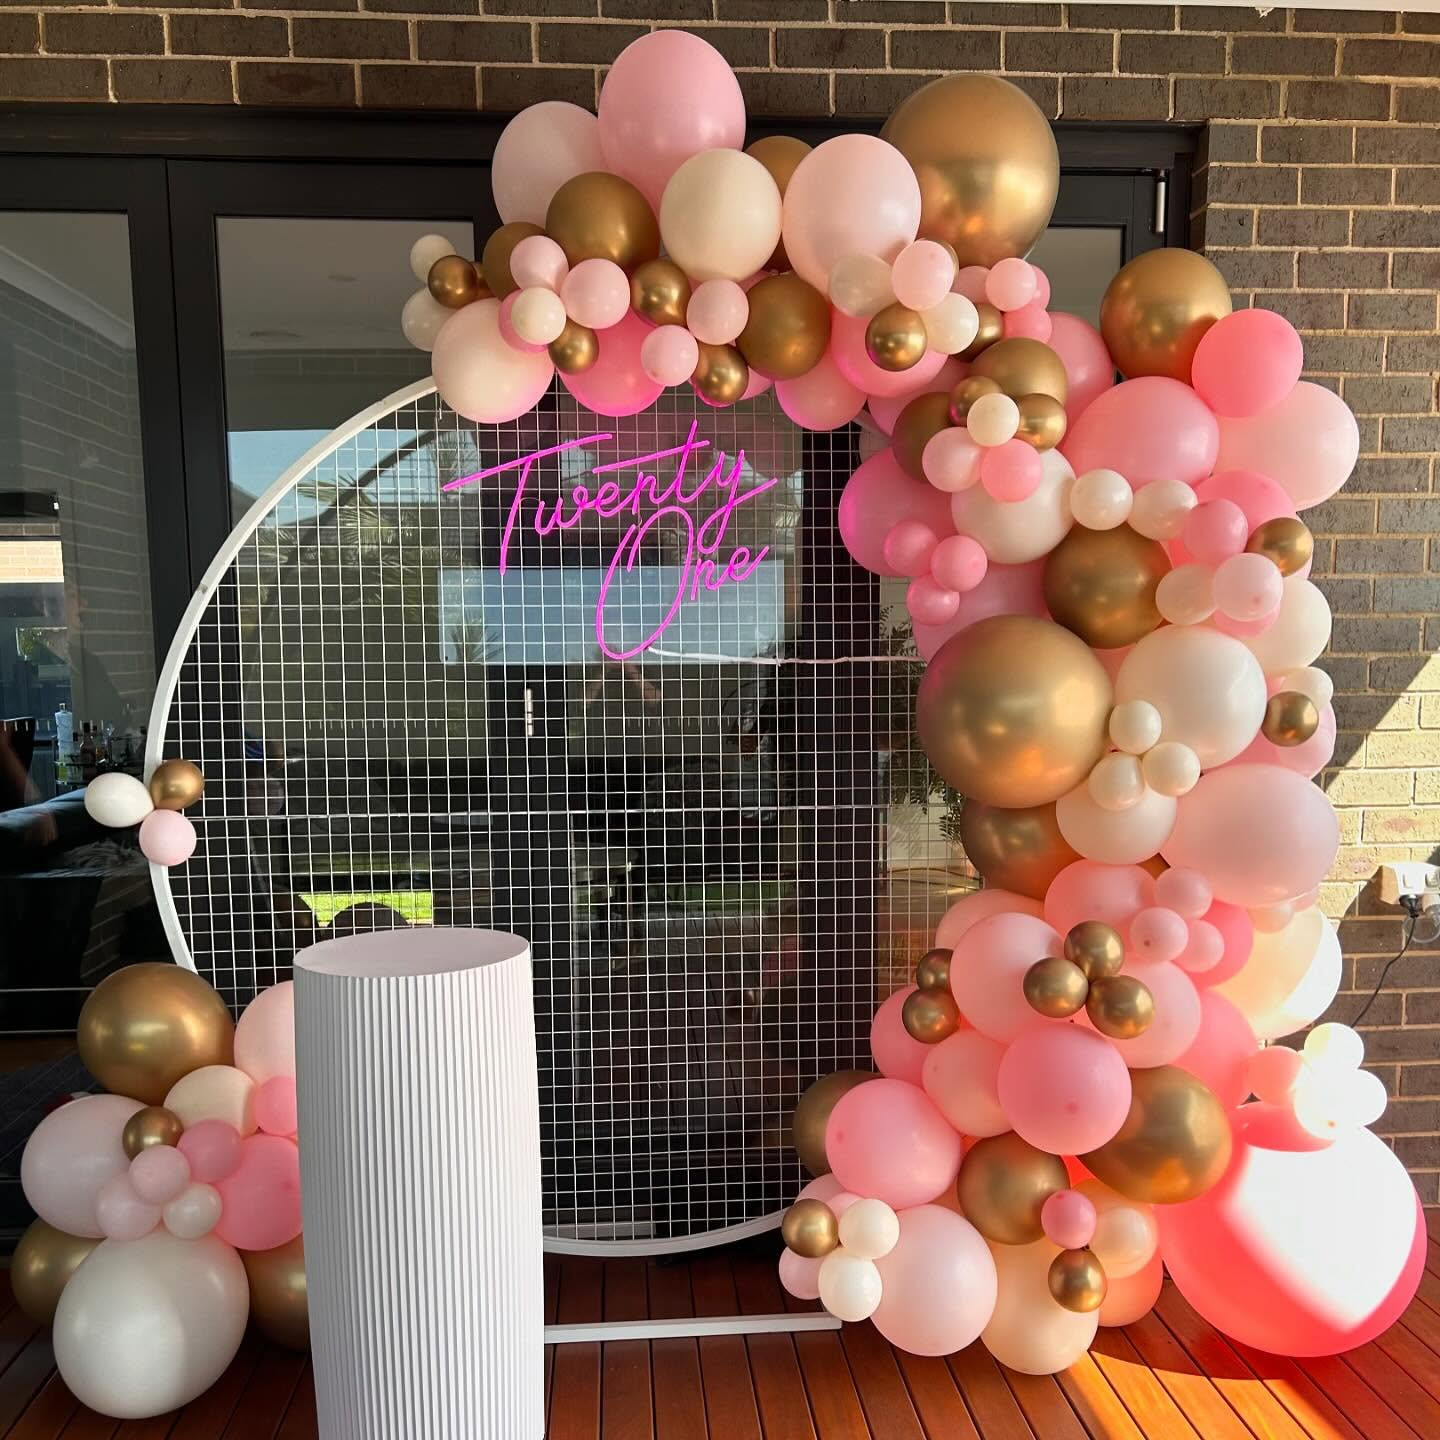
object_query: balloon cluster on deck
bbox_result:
[15,967,307,1419]
[83,758,205,868]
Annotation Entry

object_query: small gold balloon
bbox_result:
[11,1221,100,1325]
[736,272,831,380]
[959,302,1004,361]
[902,986,961,1044]
[1016,392,1068,452]
[959,800,1080,901]
[1023,957,1090,1019]
[1086,974,1155,1039]
[1064,921,1125,980]
[746,135,810,270]
[892,391,955,481]
[427,253,481,310]
[865,302,929,372]
[1263,691,1320,747]
[970,337,1068,405]
[548,318,599,375]
[948,374,1002,423]
[793,1070,872,1177]
[1082,1065,1234,1205]
[1043,523,1171,651]
[1100,248,1234,383]
[957,1133,1069,1245]
[692,342,749,406]
[480,221,542,300]
[122,1105,184,1159]
[1247,516,1314,578]
[1048,1248,1108,1314]
[78,962,235,1106]
[148,758,205,811]
[782,1198,840,1259]
[630,257,692,328]
[242,1235,309,1351]
[915,947,953,993]
[546,171,660,273]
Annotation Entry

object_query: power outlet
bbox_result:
[1378,862,1440,906]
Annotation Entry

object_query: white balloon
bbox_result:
[982,1239,1099,1375]
[1295,1066,1388,1139]
[431,298,554,425]
[510,286,567,346]
[1216,905,1341,1042]
[1129,478,1197,541]
[951,448,1074,563]
[1142,741,1201,798]
[967,392,1020,448]
[162,1183,223,1241]
[1076,1180,1158,1280]
[829,253,895,318]
[54,1231,248,1420]
[1156,564,1217,626]
[659,149,782,283]
[1275,665,1334,710]
[1070,468,1133,530]
[401,288,452,353]
[1088,752,1145,812]
[83,772,154,829]
[21,1095,143,1239]
[1056,781,1176,865]
[1109,699,1162,755]
[408,233,454,283]
[838,1198,901,1261]
[1241,577,1332,675]
[818,1251,883,1322]
[1304,1021,1365,1072]
[923,293,979,355]
[164,1065,257,1136]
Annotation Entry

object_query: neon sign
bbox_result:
[444,422,778,661]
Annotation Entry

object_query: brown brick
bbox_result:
[1345,375,1437,415]
[170,15,288,57]
[1353,210,1440,249]
[536,22,642,63]
[1062,76,1167,120]
[416,20,530,62]
[1402,12,1440,32]
[1007,30,1111,73]
[1350,456,1431,494]
[44,12,163,54]
[1260,291,1345,332]
[0,55,107,98]
[361,62,477,108]
[1387,336,1440,374]
[602,0,706,15]
[1396,85,1440,122]
[112,57,233,101]
[1391,251,1440,290]
[1256,207,1350,248]
[1203,166,1298,205]
[115,0,234,9]
[1294,8,1398,33]
[1336,537,1426,573]
[1005,75,1061,117]
[1231,36,1338,76]
[663,26,769,69]
[948,4,1060,24]
[1395,168,1440,205]
[832,70,929,117]
[1342,39,1440,78]
[1212,249,1295,290]
[1300,166,1394,205]
[891,29,998,71]
[0,14,36,51]
[713,0,815,16]
[293,18,409,59]
[1261,124,1354,164]
[739,68,830,117]
[243,0,356,10]
[837,0,940,19]
[1287,79,1391,120]
[775,27,883,69]
[1199,124,1258,166]
[1304,333,1386,371]
[1375,577,1440,613]
[1384,417,1440,455]
[1068,4,1171,29]
[365,0,477,12]
[235,60,358,105]
[1195,207,1255,248]
[1120,34,1225,75]
[1179,5,1286,30]
[481,64,593,109]
[487,0,594,13]
[1356,126,1440,163]
[1175,77,1281,120]
[1297,250,1389,289]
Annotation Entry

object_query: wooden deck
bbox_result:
[3,1216,1440,1438]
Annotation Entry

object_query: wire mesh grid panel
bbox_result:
[159,380,976,1246]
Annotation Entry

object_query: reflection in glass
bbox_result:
[1028,225,1124,326]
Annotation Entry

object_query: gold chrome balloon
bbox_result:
[548,319,599,374]
[959,302,1004,361]
[1082,1065,1234,1205]
[1086,974,1155,1039]
[122,1105,184,1159]
[78,962,235,1106]
[242,1235,309,1350]
[865,302,928,372]
[1263,691,1320,747]
[1016,392,1068,451]
[782,1198,840,1258]
[1247,516,1314,578]
[630,257,692,328]
[957,1132,1069,1245]
[1048,1249,1108,1314]
[915,947,953,993]
[1043,523,1171,651]
[1023,957,1090,1019]
[948,374,1002,424]
[1100,248,1233,383]
[737,272,830,380]
[793,1070,872,1176]
[11,1221,99,1325]
[692,342,749,406]
[148,758,205,811]
[1064,921,1125,980]
[915,615,1113,809]
[892,391,955,481]
[746,135,811,270]
[881,74,1060,267]
[480,221,542,300]
[959,799,1079,901]
[970,338,1068,405]
[546,172,660,273]
[427,254,481,310]
[902,986,960,1044]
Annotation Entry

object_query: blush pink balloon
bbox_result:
[1193,469,1298,533]
[985,258,1038,312]
[1002,303,1052,342]
[930,535,988,592]
[508,234,568,293]
[492,102,605,227]
[1129,907,1189,964]
[921,1029,1010,1138]
[892,240,955,312]
[1182,499,1249,565]
[934,888,1043,949]
[129,1144,192,1205]
[1154,867,1212,920]
[20,1094,143,1239]
[1175,990,1256,1109]
[138,809,196,868]
[562,258,631,331]
[1103,960,1202,1069]
[561,311,665,417]
[214,1135,302,1252]
[980,439,1042,501]
[1062,376,1219,488]
[1031,267,1052,309]
[1042,1189,1098,1250]
[1043,860,1153,937]
[870,986,931,1086]
[235,981,295,1084]
[951,912,1064,1042]
[687,279,749,345]
[882,519,940,577]
[96,1174,161,1241]
[774,351,866,431]
[177,1119,244,1184]
[1192,309,1304,419]
[1195,901,1254,988]
[779,1247,822,1301]
[953,265,989,302]
[830,311,947,399]
[838,448,955,575]
[911,559,1046,660]
[998,1022,1132,1156]
[825,1079,962,1210]
[254,1076,299,1137]
[922,426,982,493]
[907,575,961,626]
[640,324,700,387]
[1247,1044,1305,1104]
[1175,919,1225,975]
[1100,1251,1164,1327]
[1047,313,1115,424]
[872,1205,998,1355]
[1232,700,1335,778]
[1214,553,1285,622]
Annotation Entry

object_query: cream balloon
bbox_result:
[1276,665,1333,710]
[510,287,567,346]
[1088,753,1145,812]
[1056,782,1177,866]
[819,1251,883,1322]
[164,1065,257,1135]
[951,448,1074,563]
[409,233,455,283]
[1076,1179,1158,1280]
[659,149,783,283]
[1129,478,1197,541]
[1071,469,1133,530]
[431,297,554,425]
[967,392,1020,448]
[829,253,895,318]
[982,1239,1100,1375]
[839,1199,901,1261]
[1216,905,1342,1042]
[83,773,154,829]
[1109,700,1162,755]
[401,288,452,353]
[1241,577,1332,675]
[1142,741,1201,797]
[924,293,980,355]
[1156,564,1217,626]
[162,1183,223,1241]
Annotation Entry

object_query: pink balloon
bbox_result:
[1193,468,1298,533]
[177,1119,244,1184]
[830,311,947,399]
[1175,990,1256,1109]
[904,576,956,625]
[1215,381,1360,512]
[509,234,568,293]
[951,912,1064,1043]
[129,1144,192,1205]
[1102,960,1202,1069]
[254,1076,299,1137]
[597,31,744,208]
[434,298,555,424]
[1031,267,1052,309]
[1002,303,1052,342]
[21,1094,144,1238]
[1128,907,1189,965]
[774,351,866,431]
[1047,313,1115,424]
[640,324,700,387]
[1196,901,1254,988]
[139,809,196,867]
[985,258,1038,312]
[779,1247,823,1301]
[1233,697,1335,778]
[687,279,749,345]
[979,440,1042,501]
[826,1079,962,1210]
[1042,1189,1098,1250]
[998,1022,1132,1155]
[867,358,965,435]
[922,426,982,493]
[497,291,548,355]
[1062,376,1219,488]
[1159,1104,1426,1356]
[892,240,955,312]
[492,101,606,228]
[96,1174,161,1241]
[561,312,665,417]
[1163,764,1340,907]
[1043,860,1153,938]
[1214,553,1284,622]
[1212,604,1280,640]
[838,448,954,575]
[1182,499,1248,565]
[934,888,1043,949]
[1247,1044,1305,1104]
[872,1205,998,1355]
[1192,309,1304,419]
[561,257,631,331]
[1100,1251,1164,1327]
[953,266,989,303]
[1154,867,1212,920]
[214,1134,302,1252]
[921,1029,1010,1138]
[882,519,940,577]
[930,535,988,593]
[870,987,931,1086]
[235,981,295,1084]
[740,366,773,401]
[911,559,1045,660]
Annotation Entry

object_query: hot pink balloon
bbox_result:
[1190,469,1298,546]
[95,1174,161,1241]
[1043,860,1153,937]
[870,986,931,1086]
[998,1022,1132,1156]
[177,1119,244,1185]
[562,258,631,331]
[1196,901,1254,988]
[831,311,947,399]
[139,809,196,867]
[774,351,866,431]
[826,1079,962,1210]
[1062,376,1219,488]
[1215,381,1360,512]
[980,439,1042,501]
[214,1134,302,1252]
[129,1144,192,1206]
[934,888,1043,949]
[596,31,745,208]
[1175,990,1256,1109]
[1042,1189,1098,1250]
[882,519,940,577]
[561,312,665,418]
[1002,303,1052,342]
[1233,700,1335,778]
[868,358,965,435]
[911,559,1046,660]
[907,575,960,626]
[1047,313,1114,424]
[930,535,988,593]
[951,912,1064,1043]
[1191,309,1304,420]
[492,101,606,227]
[838,448,954,575]
[872,1205,998,1355]
[254,1076,299,1137]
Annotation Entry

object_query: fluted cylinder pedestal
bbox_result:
[294,929,543,1440]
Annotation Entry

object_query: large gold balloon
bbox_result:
[915,947,953,993]
[122,1105,184,1159]
[746,135,810,270]
[737,272,830,380]
[1023,957,1090,1019]
[1065,921,1125,980]
[957,1133,1069,1245]
[148,758,205,811]
[1247,516,1313,578]
[427,254,481,310]
[970,338,1068,405]
[1016,393,1067,452]
[958,302,1004,361]
[1086,975,1155,1039]
[865,302,928,372]
[546,172,660,273]
[481,221,543,300]
[915,615,1113,809]
[11,1220,99,1325]
[1048,1248,1108,1313]
[78,962,235,1106]
[782,1198,840,1258]
[902,986,960,1044]
[242,1235,309,1351]
[692,343,749,406]
[1043,524,1170,651]
[1082,1065,1234,1205]
[630,257,691,328]
[548,319,599,375]
[1262,691,1320,746]
[792,1070,872,1177]
[1100,248,1234,383]
[892,391,955,482]
[881,73,1060,267]
[959,799,1079,900]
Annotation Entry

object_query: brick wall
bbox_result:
[1,1,1438,1194]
